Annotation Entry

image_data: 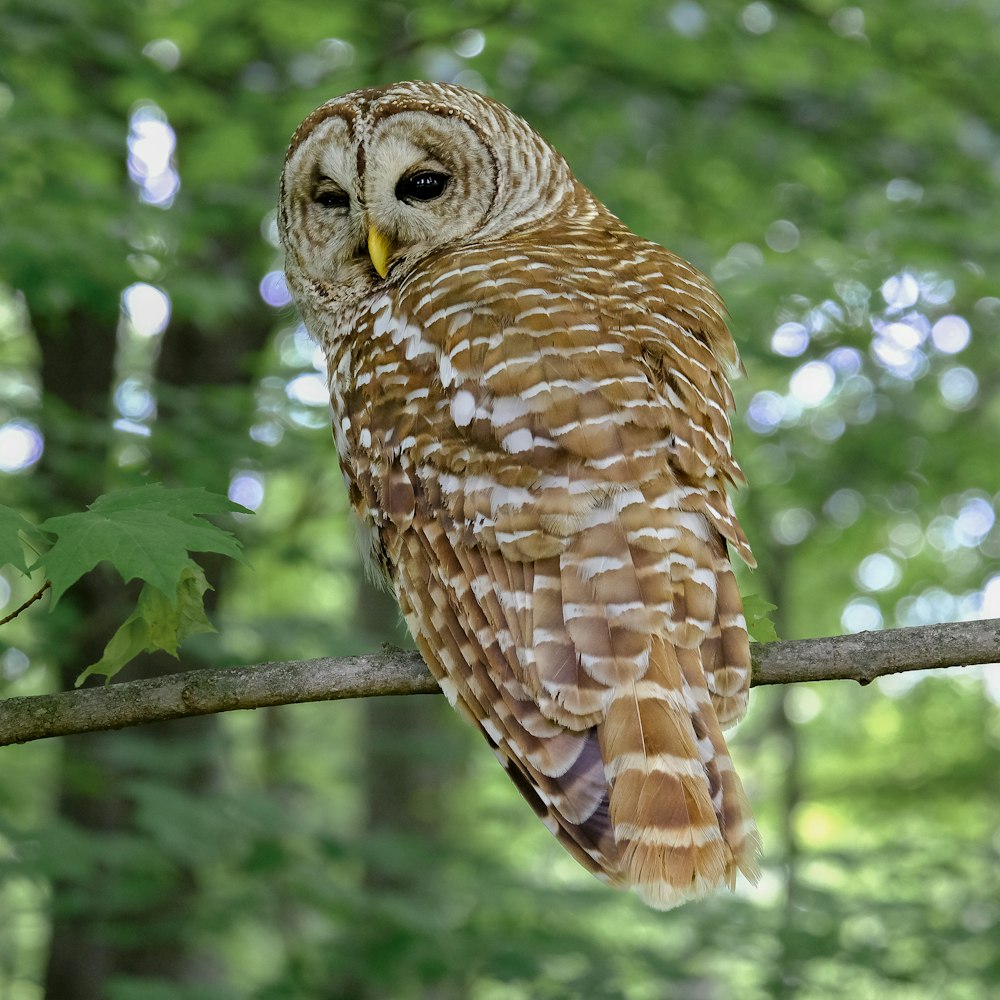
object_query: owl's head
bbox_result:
[279,81,584,295]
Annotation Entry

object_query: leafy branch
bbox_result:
[1,618,997,748]
[0,485,250,684]
[0,581,51,626]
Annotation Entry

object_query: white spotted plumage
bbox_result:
[280,80,761,909]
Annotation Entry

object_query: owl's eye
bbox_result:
[395,171,450,203]
[315,189,349,209]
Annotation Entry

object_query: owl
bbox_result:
[279,81,760,909]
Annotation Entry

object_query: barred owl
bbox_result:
[279,81,760,909]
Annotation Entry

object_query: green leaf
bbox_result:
[76,565,216,685]
[744,594,779,644]
[0,505,51,575]
[37,485,250,606]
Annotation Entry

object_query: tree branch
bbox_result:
[0,580,51,626]
[2,619,998,748]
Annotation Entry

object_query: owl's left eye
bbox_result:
[314,188,349,209]
[395,171,450,203]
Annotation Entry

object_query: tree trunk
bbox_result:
[36,294,271,996]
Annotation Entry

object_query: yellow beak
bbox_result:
[367,226,392,279]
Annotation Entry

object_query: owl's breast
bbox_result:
[325,289,447,572]
[328,239,752,576]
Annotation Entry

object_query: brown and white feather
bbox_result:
[280,80,760,908]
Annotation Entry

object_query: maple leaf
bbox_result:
[743,593,780,644]
[37,484,249,606]
[0,505,51,575]
[76,565,217,685]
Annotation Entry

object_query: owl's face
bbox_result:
[279,82,580,297]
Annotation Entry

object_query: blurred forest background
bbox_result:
[2,0,999,997]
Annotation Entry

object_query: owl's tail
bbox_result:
[598,634,761,910]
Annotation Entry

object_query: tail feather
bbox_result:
[600,634,760,908]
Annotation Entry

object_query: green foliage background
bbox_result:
[1,0,999,997]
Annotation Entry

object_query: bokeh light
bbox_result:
[789,360,835,406]
[229,471,265,511]
[259,271,293,308]
[856,553,902,592]
[939,366,978,409]
[122,283,171,337]
[127,102,179,207]
[0,420,44,473]
[286,373,329,406]
[771,322,809,357]
[930,315,971,354]
[841,597,883,633]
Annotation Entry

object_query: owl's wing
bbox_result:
[395,521,621,881]
[379,242,759,906]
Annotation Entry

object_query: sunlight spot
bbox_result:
[880,320,924,350]
[889,518,924,557]
[930,315,970,354]
[286,373,329,407]
[276,323,322,368]
[836,278,870,309]
[980,575,1000,619]
[142,38,181,71]
[789,360,835,406]
[829,6,866,39]
[668,0,708,37]
[741,2,775,34]
[259,271,292,308]
[112,418,151,437]
[128,103,179,207]
[824,488,863,527]
[116,442,149,468]
[920,274,955,306]
[877,672,922,698]
[260,211,281,248]
[881,272,919,311]
[938,366,978,409]
[0,421,44,473]
[841,597,882,633]
[745,390,784,434]
[765,219,799,253]
[955,497,994,546]
[453,29,485,58]
[807,299,845,333]
[122,282,170,337]
[751,868,784,906]
[825,346,863,375]
[317,38,355,70]
[229,471,265,511]
[926,515,959,553]
[1,647,30,680]
[856,553,901,592]
[885,178,923,203]
[114,378,156,421]
[771,322,809,357]
[250,423,283,446]
[772,507,814,546]
[872,320,927,380]
[784,686,822,724]
[983,670,1000,708]
[897,587,963,628]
